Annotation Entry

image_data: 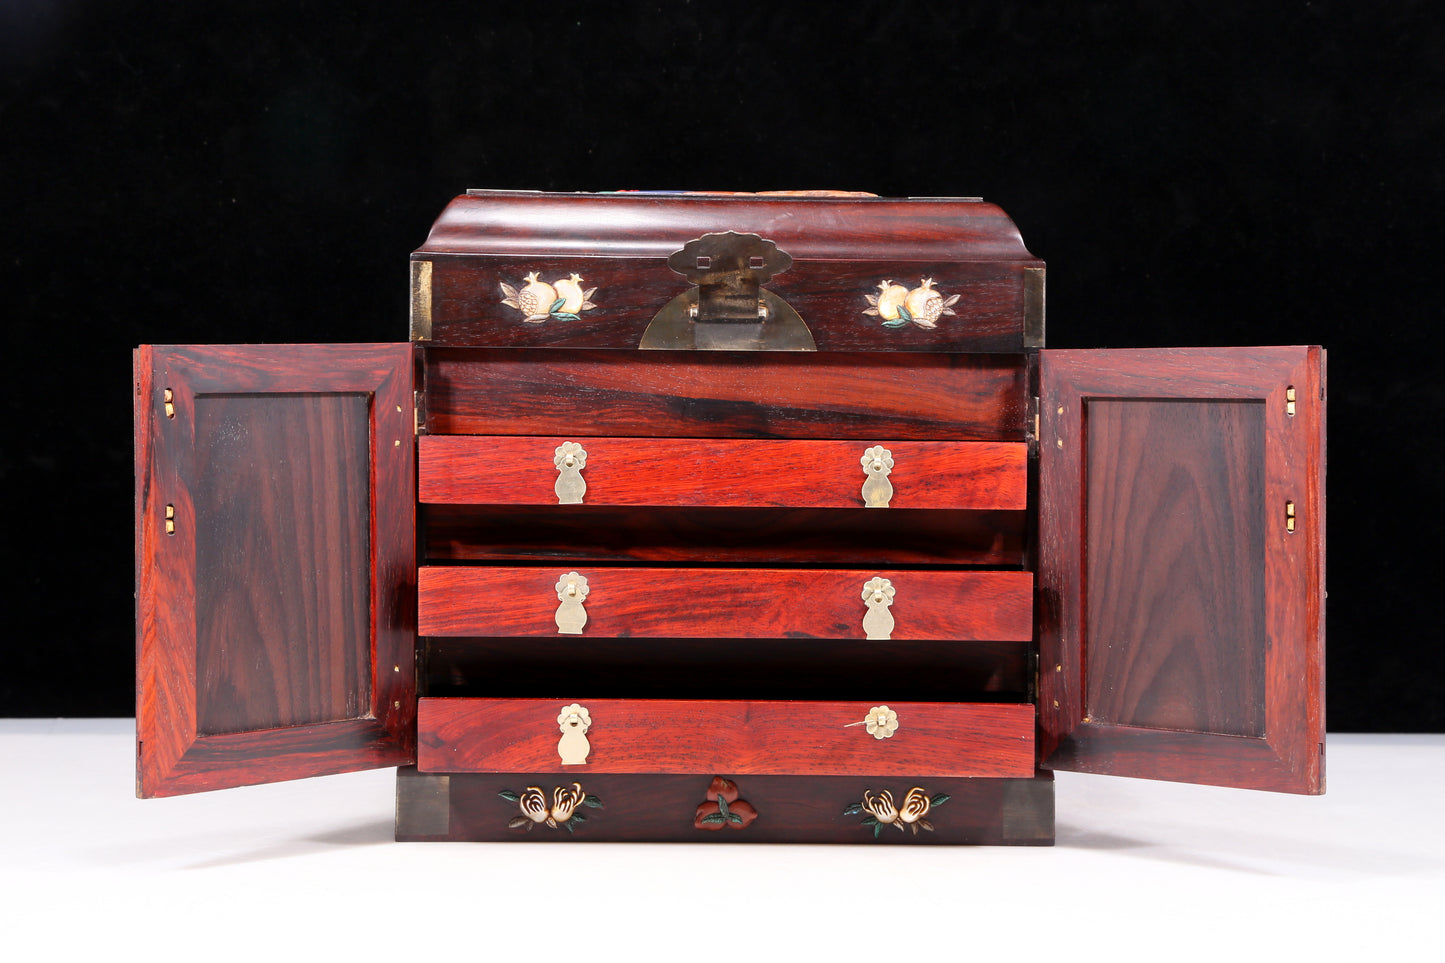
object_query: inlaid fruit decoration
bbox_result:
[844,786,951,838]
[693,776,758,831]
[862,277,960,329]
[500,782,603,833]
[500,272,599,323]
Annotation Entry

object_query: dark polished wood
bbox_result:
[419,436,1026,509]
[421,505,1027,567]
[424,257,1031,352]
[424,349,1028,440]
[418,566,1034,641]
[396,767,1055,845]
[418,191,1037,259]
[416,698,1036,778]
[1037,346,1325,794]
[135,344,417,797]
[1084,398,1265,736]
[194,391,371,735]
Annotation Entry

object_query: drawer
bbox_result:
[418,566,1034,640]
[416,698,1036,778]
[418,436,1026,510]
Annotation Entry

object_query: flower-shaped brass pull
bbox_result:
[554,441,587,504]
[556,702,591,765]
[861,576,896,640]
[861,445,894,507]
[554,572,589,635]
[845,705,899,739]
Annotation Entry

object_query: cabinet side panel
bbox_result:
[193,393,371,735]
[1084,399,1266,737]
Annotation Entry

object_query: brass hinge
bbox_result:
[414,389,425,435]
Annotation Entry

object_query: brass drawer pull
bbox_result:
[554,572,589,634]
[861,445,894,507]
[862,576,896,640]
[556,703,592,765]
[554,442,587,504]
[845,705,900,739]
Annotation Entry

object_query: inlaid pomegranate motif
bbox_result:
[500,272,599,323]
[862,277,960,330]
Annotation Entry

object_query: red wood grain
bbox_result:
[135,344,417,797]
[418,436,1026,509]
[416,698,1036,777]
[418,567,1034,641]
[1037,346,1325,794]
[424,348,1028,440]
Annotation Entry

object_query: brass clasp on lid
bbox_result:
[640,232,816,350]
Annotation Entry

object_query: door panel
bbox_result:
[135,344,416,796]
[1038,347,1324,794]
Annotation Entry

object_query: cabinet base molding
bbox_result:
[394,767,1054,845]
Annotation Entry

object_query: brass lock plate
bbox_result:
[639,232,816,351]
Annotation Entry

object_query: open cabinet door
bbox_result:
[135,344,416,797]
[1038,347,1324,794]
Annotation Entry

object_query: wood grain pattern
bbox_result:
[424,256,1030,352]
[419,436,1026,509]
[396,767,1055,844]
[418,567,1034,641]
[424,348,1027,440]
[135,344,417,797]
[418,191,1035,259]
[1037,346,1325,794]
[1084,399,1265,736]
[194,392,371,735]
[416,698,1036,777]
[421,505,1026,566]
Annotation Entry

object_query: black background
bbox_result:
[4,2,1441,729]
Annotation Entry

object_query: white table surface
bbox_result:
[2,721,1440,959]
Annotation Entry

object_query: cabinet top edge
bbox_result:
[416,191,1040,262]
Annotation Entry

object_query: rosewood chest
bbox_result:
[134,190,1325,844]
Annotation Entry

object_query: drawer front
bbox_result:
[418,567,1033,640]
[416,698,1035,777]
[418,437,1026,510]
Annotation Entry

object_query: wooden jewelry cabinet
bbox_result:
[135,190,1325,844]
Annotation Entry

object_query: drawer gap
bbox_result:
[423,637,1031,703]
[423,506,1026,567]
